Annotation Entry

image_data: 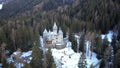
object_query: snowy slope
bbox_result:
[51,41,100,68]
[52,47,81,68]
[85,41,100,68]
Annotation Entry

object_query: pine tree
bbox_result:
[90,64,94,68]
[8,62,15,68]
[94,35,103,59]
[30,45,43,68]
[69,34,77,52]
[23,62,32,68]
[78,53,86,68]
[102,36,109,53]
[79,33,85,52]
[46,48,56,68]
[1,58,8,68]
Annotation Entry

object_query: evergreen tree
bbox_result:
[100,60,105,68]
[78,53,86,68]
[1,58,8,68]
[8,62,15,68]
[114,49,120,67]
[30,45,43,68]
[102,36,109,53]
[114,41,120,67]
[94,35,102,59]
[69,34,77,52]
[90,64,94,68]
[23,62,32,68]
[46,48,56,68]
[79,33,85,52]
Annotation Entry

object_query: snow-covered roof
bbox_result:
[21,51,32,58]
[56,43,62,45]
[13,52,21,55]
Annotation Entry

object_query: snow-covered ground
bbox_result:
[101,31,113,42]
[85,41,100,68]
[51,41,100,68]
[7,51,32,68]
[52,47,81,68]
[0,3,3,10]
[7,35,100,68]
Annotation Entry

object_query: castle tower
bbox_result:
[43,28,48,38]
[58,28,63,43]
[53,22,58,34]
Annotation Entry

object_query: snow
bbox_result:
[85,41,100,68]
[40,36,44,47]
[0,3,3,10]
[0,63,2,67]
[13,52,21,55]
[52,47,81,68]
[7,51,32,68]
[40,33,100,68]
[74,34,80,52]
[21,51,32,57]
[7,34,101,68]
[51,41,100,68]
[101,31,113,42]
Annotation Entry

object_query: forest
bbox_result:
[0,0,120,68]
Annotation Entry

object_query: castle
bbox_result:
[43,22,66,49]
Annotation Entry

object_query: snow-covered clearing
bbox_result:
[52,47,81,68]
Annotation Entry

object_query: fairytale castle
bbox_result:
[43,22,66,49]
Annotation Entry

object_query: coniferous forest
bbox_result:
[0,0,120,68]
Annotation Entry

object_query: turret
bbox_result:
[43,28,48,37]
[58,28,63,43]
[58,28,63,34]
[53,22,58,34]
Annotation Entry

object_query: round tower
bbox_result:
[58,28,63,43]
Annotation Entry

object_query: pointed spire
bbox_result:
[49,30,51,33]
[43,28,47,33]
[53,22,57,30]
[59,27,63,34]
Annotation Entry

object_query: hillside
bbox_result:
[0,0,120,33]
[0,0,120,67]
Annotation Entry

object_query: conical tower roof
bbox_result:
[43,28,48,33]
[53,22,57,30]
[58,27,63,34]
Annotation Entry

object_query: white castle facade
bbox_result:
[43,22,66,49]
